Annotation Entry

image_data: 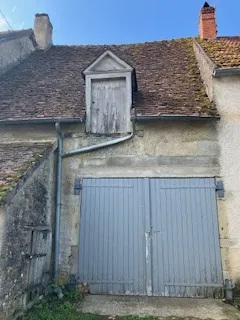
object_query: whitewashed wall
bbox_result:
[214,75,240,283]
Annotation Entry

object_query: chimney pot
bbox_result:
[199,2,217,39]
[34,13,53,50]
[203,2,210,8]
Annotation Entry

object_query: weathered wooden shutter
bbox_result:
[26,229,51,301]
[90,78,127,134]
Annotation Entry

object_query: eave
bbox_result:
[133,115,220,122]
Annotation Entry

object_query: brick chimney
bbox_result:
[199,2,217,39]
[34,13,53,50]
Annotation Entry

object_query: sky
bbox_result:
[0,0,239,45]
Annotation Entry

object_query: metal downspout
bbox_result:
[62,119,135,158]
[53,119,135,281]
[54,122,63,279]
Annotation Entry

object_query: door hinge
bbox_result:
[74,178,82,195]
[216,180,224,199]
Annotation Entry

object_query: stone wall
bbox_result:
[0,148,56,320]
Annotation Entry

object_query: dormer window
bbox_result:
[83,50,135,134]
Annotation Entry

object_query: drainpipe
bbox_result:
[62,121,135,158]
[225,279,233,301]
[54,119,135,281]
[54,122,63,279]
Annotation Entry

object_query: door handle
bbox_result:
[152,230,162,234]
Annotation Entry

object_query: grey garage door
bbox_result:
[78,178,223,297]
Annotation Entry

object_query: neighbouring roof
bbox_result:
[0,38,218,120]
[0,28,36,45]
[0,143,51,204]
[197,37,240,68]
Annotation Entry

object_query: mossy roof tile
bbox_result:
[0,143,51,203]
[197,37,240,68]
[0,38,217,119]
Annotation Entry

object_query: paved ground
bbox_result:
[79,295,240,320]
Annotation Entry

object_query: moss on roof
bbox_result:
[0,158,35,204]
[0,144,51,205]
[0,38,218,119]
[176,38,217,116]
[197,37,240,68]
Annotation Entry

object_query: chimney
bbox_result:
[34,13,53,50]
[199,2,217,39]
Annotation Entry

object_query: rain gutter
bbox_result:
[0,115,220,126]
[133,115,220,121]
[213,68,240,78]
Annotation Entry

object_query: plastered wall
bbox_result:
[58,121,222,283]
[0,120,228,289]
[214,75,240,284]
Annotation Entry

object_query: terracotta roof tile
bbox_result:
[0,38,217,120]
[197,37,240,68]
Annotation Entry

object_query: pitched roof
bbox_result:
[0,38,218,120]
[197,37,240,68]
[0,143,51,203]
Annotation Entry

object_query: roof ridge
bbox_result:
[52,37,195,48]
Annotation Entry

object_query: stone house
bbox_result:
[1,2,240,318]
